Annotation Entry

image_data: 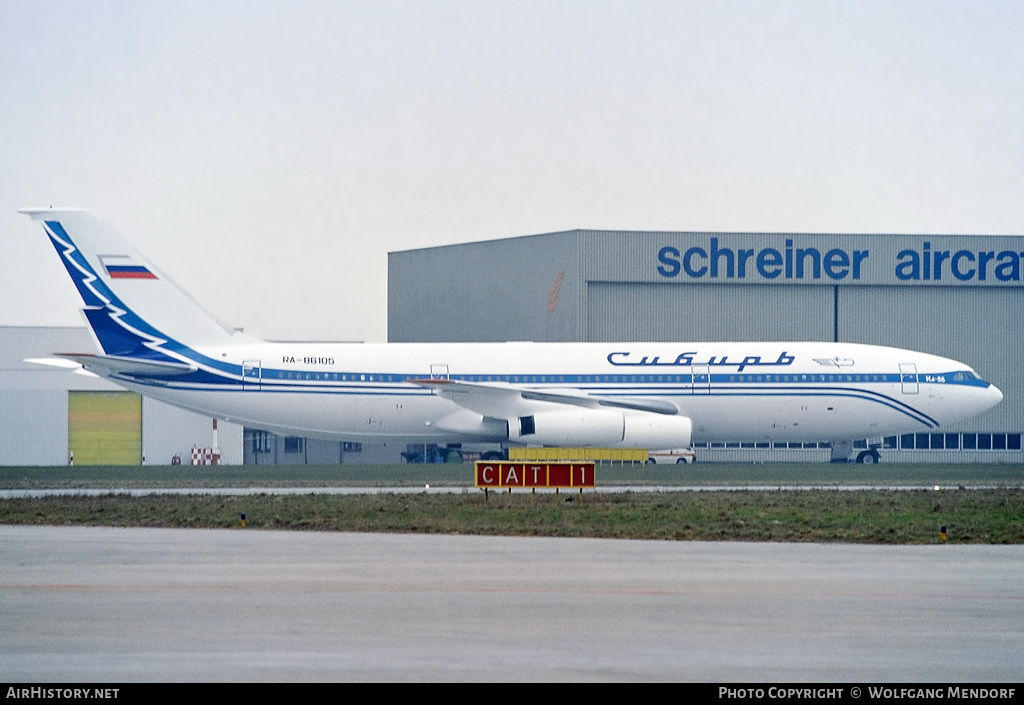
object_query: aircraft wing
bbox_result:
[55,353,197,378]
[412,378,679,417]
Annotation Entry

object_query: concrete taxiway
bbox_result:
[1,526,1022,681]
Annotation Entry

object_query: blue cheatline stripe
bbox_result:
[239,370,986,388]
[151,368,982,388]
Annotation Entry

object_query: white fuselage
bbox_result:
[105,340,1002,446]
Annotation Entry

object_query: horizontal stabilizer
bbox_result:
[55,353,197,377]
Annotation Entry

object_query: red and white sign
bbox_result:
[190,447,221,465]
[475,461,595,488]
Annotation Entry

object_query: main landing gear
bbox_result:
[856,449,881,464]
[830,439,881,463]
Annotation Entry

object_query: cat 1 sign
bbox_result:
[475,461,596,489]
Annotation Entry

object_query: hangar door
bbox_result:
[68,391,142,465]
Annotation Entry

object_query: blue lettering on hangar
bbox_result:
[656,239,868,280]
[656,238,1024,282]
[894,243,1022,282]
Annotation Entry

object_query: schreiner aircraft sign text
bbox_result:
[656,238,1024,283]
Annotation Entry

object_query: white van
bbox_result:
[647,448,696,464]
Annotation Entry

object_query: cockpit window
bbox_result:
[954,371,982,382]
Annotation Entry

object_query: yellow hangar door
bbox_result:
[68,391,143,465]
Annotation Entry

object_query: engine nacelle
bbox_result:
[511,409,624,446]
[622,413,692,449]
[512,409,693,449]
[433,409,509,440]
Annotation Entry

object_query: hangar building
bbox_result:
[389,229,1024,462]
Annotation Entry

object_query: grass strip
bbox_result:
[1,462,1023,489]
[2,488,1022,543]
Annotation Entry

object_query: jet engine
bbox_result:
[511,409,692,449]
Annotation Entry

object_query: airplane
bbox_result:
[21,208,1003,463]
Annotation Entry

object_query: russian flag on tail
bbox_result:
[101,255,158,280]
[106,264,157,279]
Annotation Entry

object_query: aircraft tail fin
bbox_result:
[20,209,252,360]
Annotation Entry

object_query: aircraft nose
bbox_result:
[989,383,1004,407]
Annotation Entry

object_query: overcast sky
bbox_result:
[2,1,1023,342]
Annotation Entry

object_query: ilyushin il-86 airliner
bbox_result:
[21,209,1003,463]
